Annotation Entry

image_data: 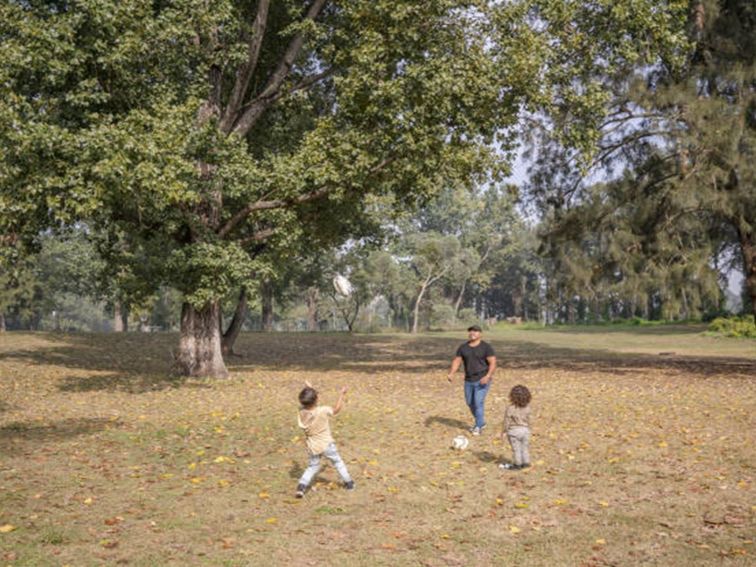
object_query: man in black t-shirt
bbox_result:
[446,325,497,435]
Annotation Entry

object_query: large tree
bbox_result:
[528,0,755,319]
[0,1,690,375]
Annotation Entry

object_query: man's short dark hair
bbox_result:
[467,325,482,332]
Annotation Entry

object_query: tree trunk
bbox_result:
[567,297,576,324]
[113,302,125,332]
[261,281,274,332]
[222,287,247,356]
[736,225,756,319]
[453,280,467,317]
[0,313,5,332]
[175,301,228,378]
[412,279,431,334]
[306,287,319,331]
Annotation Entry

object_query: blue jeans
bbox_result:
[464,379,490,428]
[299,443,352,487]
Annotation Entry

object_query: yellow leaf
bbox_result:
[258,492,270,499]
[599,501,610,507]
[509,526,521,534]
[441,534,450,539]
[0,525,16,533]
[535,460,545,466]
[265,517,277,524]
[83,497,93,505]
[190,476,206,484]
[161,473,174,479]
[218,479,231,488]
[196,450,205,456]
[188,462,197,470]
[496,498,504,506]
[553,498,568,506]
[514,502,529,509]
[595,539,606,545]
[608,457,620,464]
[658,441,668,448]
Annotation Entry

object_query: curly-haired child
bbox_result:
[499,384,532,470]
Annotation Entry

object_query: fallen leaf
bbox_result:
[0,525,17,533]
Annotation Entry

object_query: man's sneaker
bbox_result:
[470,423,486,436]
[295,484,306,498]
[520,463,531,469]
[498,463,520,470]
[344,480,355,491]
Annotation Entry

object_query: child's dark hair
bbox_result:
[509,384,531,408]
[299,387,318,408]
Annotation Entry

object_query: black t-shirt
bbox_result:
[456,341,495,381]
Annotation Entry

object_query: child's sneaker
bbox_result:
[295,484,306,498]
[498,463,520,470]
[344,480,355,491]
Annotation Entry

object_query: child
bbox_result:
[295,382,354,498]
[499,384,532,471]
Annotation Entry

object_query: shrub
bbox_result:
[707,315,756,338]
[431,304,457,329]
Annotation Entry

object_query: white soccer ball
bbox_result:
[451,435,469,450]
[333,274,353,297]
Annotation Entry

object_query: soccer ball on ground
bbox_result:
[451,435,469,450]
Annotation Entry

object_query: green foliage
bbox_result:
[708,315,756,338]
[0,0,693,318]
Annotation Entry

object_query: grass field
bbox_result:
[1,326,754,566]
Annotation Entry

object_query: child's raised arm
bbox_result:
[333,386,348,414]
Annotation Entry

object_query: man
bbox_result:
[447,325,497,435]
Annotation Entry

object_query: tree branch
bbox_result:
[237,67,334,114]
[220,0,271,133]
[231,0,329,137]
[238,227,276,246]
[217,156,395,238]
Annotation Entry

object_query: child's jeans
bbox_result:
[507,426,530,465]
[299,443,352,487]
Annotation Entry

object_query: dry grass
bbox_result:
[0,327,754,566]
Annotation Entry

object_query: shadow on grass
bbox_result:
[473,450,502,464]
[0,331,753,396]
[0,417,115,454]
[517,324,707,336]
[424,416,469,431]
[0,332,200,394]
[289,461,304,480]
